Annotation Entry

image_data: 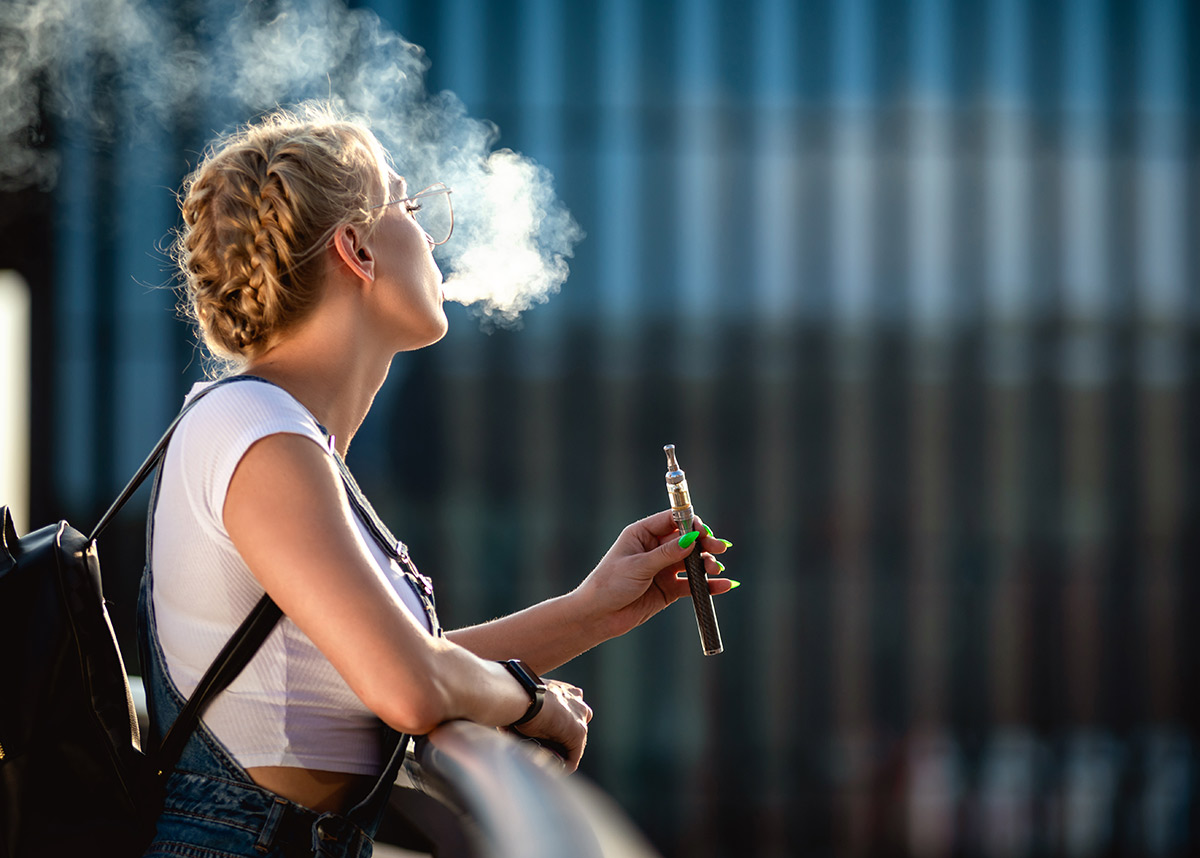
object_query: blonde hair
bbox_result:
[173,102,389,368]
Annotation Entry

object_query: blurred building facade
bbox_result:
[3,0,1196,856]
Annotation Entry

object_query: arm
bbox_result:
[447,510,733,674]
[223,433,591,766]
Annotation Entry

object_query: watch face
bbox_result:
[512,660,538,684]
[506,657,544,691]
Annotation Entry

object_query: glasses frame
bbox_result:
[371,182,454,246]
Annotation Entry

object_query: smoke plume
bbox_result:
[0,0,581,324]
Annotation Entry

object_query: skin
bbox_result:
[220,173,732,812]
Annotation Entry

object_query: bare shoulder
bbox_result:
[223,432,362,609]
[223,431,343,525]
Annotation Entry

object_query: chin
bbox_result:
[401,315,449,352]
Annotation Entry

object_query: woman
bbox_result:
[139,103,733,858]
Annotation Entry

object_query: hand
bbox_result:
[574,510,734,640]
[511,679,593,771]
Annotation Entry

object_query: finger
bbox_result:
[628,527,701,579]
[704,553,726,576]
[563,690,592,721]
[707,577,738,595]
[552,683,591,719]
[639,509,682,538]
[619,510,679,553]
[690,516,731,555]
[628,512,683,552]
[667,571,738,597]
[673,553,725,576]
[647,515,728,557]
[567,733,586,771]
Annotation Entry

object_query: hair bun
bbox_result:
[173,103,388,369]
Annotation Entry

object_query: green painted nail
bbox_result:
[715,560,726,573]
[678,530,700,549]
[702,523,713,537]
[720,539,734,548]
[728,580,741,590]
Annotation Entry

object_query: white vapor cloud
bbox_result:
[0,0,581,325]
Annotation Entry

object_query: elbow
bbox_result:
[393,693,452,737]
[364,670,454,736]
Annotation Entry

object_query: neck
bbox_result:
[242,296,392,458]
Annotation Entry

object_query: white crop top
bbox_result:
[150,378,433,775]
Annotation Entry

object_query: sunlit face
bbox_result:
[366,171,448,351]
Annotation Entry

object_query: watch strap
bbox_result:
[501,659,545,727]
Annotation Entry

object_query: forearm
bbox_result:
[447,510,733,675]
[375,635,532,733]
[446,590,615,676]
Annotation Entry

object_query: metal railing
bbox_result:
[385,721,660,858]
[133,682,660,857]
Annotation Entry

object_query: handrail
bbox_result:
[132,681,657,857]
[394,720,661,858]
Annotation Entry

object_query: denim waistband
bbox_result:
[154,769,374,858]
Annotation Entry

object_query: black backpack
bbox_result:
[0,380,280,858]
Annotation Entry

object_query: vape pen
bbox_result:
[664,444,723,656]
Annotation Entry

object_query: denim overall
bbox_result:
[137,377,442,858]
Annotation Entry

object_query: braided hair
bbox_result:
[173,103,389,368]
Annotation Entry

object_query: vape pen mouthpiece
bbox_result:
[664,445,687,489]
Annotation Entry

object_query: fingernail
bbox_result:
[702,523,713,537]
[728,580,741,590]
[715,560,726,573]
[719,539,734,548]
[677,530,700,549]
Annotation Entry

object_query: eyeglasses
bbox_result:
[371,182,454,246]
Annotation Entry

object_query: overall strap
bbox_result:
[330,454,441,636]
[340,729,411,837]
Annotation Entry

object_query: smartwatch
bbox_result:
[501,659,546,727]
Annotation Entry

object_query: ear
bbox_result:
[331,224,375,283]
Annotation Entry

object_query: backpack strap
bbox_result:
[88,376,256,544]
[88,375,284,778]
[152,593,281,779]
[1,504,18,569]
